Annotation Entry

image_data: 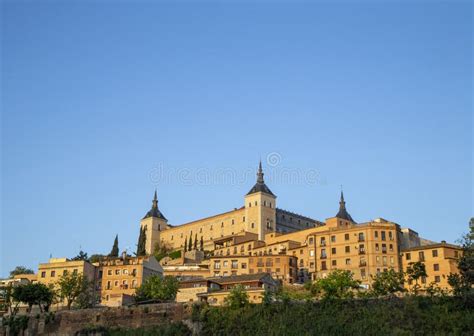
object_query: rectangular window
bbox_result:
[331,235,336,243]
[223,261,228,267]
[115,269,120,275]
[419,251,425,261]
[320,237,326,246]
[345,258,351,265]
[41,271,46,278]
[381,231,386,241]
[360,268,366,279]
[331,247,336,255]
[345,233,349,241]
[214,261,221,269]
[358,233,365,242]
[321,261,327,270]
[388,231,393,240]
[390,256,394,265]
[433,264,439,271]
[375,243,379,251]
[320,249,327,258]
[382,244,387,253]
[421,276,426,284]
[308,237,314,244]
[345,246,350,253]
[382,256,387,266]
[376,256,380,264]
[50,271,56,277]
[231,260,238,269]
[406,253,411,260]
[332,260,337,266]
[374,231,378,239]
[309,249,315,257]
[432,250,438,257]
[241,263,247,269]
[435,276,441,283]
[389,244,393,252]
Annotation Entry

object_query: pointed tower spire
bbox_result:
[335,189,355,222]
[246,160,274,196]
[143,190,167,220]
[257,159,264,184]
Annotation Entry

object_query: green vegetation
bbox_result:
[71,250,89,261]
[135,275,179,302]
[76,322,191,336]
[306,269,361,299]
[195,296,474,336]
[449,232,473,297]
[137,227,147,256]
[9,266,34,278]
[56,271,91,309]
[224,285,249,309]
[370,269,405,297]
[109,234,120,257]
[406,261,428,295]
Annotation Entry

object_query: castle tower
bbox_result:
[326,190,356,228]
[244,161,277,240]
[140,190,169,255]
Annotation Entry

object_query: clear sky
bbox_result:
[1,1,472,277]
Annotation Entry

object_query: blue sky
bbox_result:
[1,1,472,277]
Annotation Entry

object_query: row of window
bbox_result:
[408,275,442,285]
[106,269,137,276]
[248,200,273,208]
[213,260,246,269]
[105,279,138,290]
[308,231,394,245]
[40,269,78,278]
[405,249,456,260]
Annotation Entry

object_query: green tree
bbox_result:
[370,269,405,297]
[12,283,54,313]
[89,254,105,263]
[224,284,249,309]
[135,275,179,302]
[194,234,198,250]
[109,234,119,257]
[406,261,427,295]
[71,250,89,261]
[137,227,147,256]
[310,270,361,299]
[448,231,473,296]
[200,236,204,251]
[9,266,34,278]
[188,235,193,251]
[184,236,188,253]
[56,271,91,309]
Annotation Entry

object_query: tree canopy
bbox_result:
[135,275,179,302]
[309,270,361,299]
[9,266,34,278]
[56,271,91,309]
[371,269,405,297]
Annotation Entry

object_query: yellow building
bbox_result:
[38,258,96,287]
[177,273,279,305]
[138,162,322,255]
[401,242,462,292]
[97,254,163,307]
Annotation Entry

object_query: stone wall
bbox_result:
[1,303,190,336]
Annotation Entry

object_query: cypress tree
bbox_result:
[136,227,147,256]
[200,236,204,251]
[109,235,119,257]
[184,236,188,252]
[194,234,198,250]
[188,235,193,251]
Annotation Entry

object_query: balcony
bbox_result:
[320,255,327,259]
[320,241,326,247]
[359,250,366,255]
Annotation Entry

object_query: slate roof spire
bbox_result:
[335,190,355,222]
[143,189,167,220]
[246,160,275,196]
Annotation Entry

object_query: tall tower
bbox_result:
[140,190,169,255]
[244,161,277,240]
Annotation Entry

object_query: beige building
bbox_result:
[401,242,462,291]
[177,273,279,305]
[139,162,322,255]
[38,258,96,287]
[97,254,163,307]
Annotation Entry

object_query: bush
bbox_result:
[197,296,474,336]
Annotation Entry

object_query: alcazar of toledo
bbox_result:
[21,161,461,307]
[138,163,461,295]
